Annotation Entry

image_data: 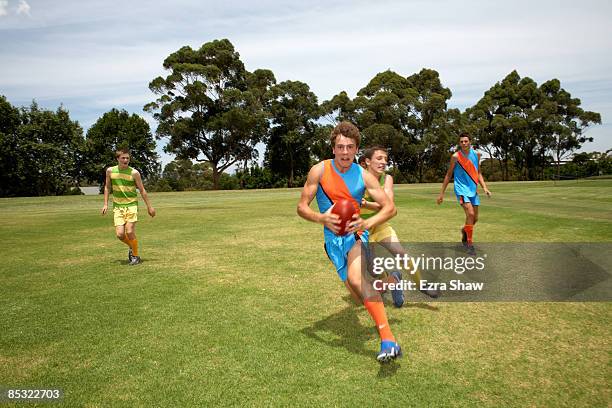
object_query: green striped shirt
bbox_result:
[111,166,138,208]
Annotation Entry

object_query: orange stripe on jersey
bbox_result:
[319,160,360,212]
[456,152,479,186]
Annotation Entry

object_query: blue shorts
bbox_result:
[456,194,480,206]
[323,231,369,282]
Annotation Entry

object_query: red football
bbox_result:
[331,198,358,236]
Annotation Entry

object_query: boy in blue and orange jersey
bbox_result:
[297,121,401,363]
[437,133,492,255]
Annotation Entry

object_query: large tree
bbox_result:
[160,159,213,191]
[466,71,538,180]
[84,108,159,188]
[403,68,453,182]
[538,79,601,179]
[144,39,275,189]
[466,72,601,180]
[0,96,22,196]
[325,68,454,182]
[264,80,320,187]
[0,98,84,196]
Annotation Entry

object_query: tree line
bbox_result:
[0,99,159,197]
[1,38,607,196]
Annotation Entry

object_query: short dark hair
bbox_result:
[330,121,360,147]
[458,132,471,140]
[115,148,130,158]
[363,145,388,160]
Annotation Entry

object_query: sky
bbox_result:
[1,0,611,168]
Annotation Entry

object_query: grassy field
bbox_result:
[1,180,611,407]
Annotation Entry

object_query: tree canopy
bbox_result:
[84,108,159,188]
[3,39,606,197]
[0,97,84,196]
[264,80,320,187]
[144,39,275,189]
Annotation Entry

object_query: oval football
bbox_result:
[331,198,357,236]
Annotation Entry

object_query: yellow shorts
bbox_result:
[369,222,397,242]
[113,206,138,226]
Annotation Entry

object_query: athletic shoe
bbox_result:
[461,228,468,247]
[128,247,134,262]
[466,245,476,256]
[377,340,402,363]
[129,256,141,266]
[390,271,404,308]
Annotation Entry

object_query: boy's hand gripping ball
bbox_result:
[332,198,358,236]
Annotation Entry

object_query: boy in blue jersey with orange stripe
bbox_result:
[437,133,491,255]
[297,121,402,363]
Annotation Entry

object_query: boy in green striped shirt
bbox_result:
[101,148,156,265]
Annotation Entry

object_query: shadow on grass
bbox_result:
[299,296,401,363]
[402,302,440,312]
[377,360,401,377]
[300,295,442,375]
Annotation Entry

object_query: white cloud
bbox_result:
[0,0,8,16]
[16,0,30,16]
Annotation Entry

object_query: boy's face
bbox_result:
[117,153,130,168]
[366,150,388,174]
[332,135,358,171]
[459,136,471,151]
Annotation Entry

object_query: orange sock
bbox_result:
[363,299,395,342]
[121,233,131,247]
[130,239,139,257]
[464,224,474,244]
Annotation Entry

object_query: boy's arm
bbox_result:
[361,198,380,211]
[437,154,456,205]
[101,168,111,215]
[348,170,396,233]
[361,174,393,211]
[477,152,492,197]
[383,174,395,203]
[297,162,341,234]
[133,170,156,217]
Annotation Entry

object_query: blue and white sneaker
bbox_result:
[390,271,404,308]
[377,340,402,363]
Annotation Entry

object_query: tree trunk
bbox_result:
[287,148,294,188]
[212,166,220,190]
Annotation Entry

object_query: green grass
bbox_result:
[0,180,611,407]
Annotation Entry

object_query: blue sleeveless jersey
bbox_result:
[316,160,365,241]
[315,160,369,281]
[453,149,479,197]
